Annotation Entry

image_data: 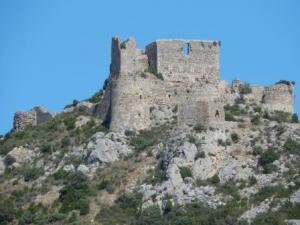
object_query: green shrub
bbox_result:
[252,146,263,156]
[225,111,235,121]
[137,205,163,225]
[195,151,205,160]
[88,90,103,103]
[239,83,252,95]
[180,167,192,179]
[209,174,220,184]
[194,123,206,133]
[130,125,169,153]
[63,116,76,130]
[0,199,16,224]
[40,142,52,154]
[164,199,173,215]
[269,111,291,123]
[61,136,71,148]
[292,113,299,123]
[59,171,91,214]
[23,167,44,182]
[231,133,240,143]
[251,115,261,125]
[283,137,299,154]
[259,149,279,167]
[4,155,16,166]
[144,167,167,185]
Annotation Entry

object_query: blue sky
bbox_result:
[0,0,299,135]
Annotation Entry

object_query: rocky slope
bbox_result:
[0,89,300,225]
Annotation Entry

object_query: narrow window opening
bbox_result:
[182,43,190,56]
[215,110,220,118]
[140,95,142,100]
[168,94,171,98]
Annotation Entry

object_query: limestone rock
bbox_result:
[87,132,131,164]
[290,189,300,204]
[77,164,90,175]
[0,156,5,176]
[7,146,36,167]
[75,115,91,128]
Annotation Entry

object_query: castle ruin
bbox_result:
[99,37,295,132]
[12,37,295,132]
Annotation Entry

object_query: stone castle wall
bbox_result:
[102,37,224,131]
[13,107,54,132]
[263,83,295,113]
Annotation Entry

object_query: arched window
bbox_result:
[182,43,190,56]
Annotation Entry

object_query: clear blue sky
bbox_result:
[0,0,299,135]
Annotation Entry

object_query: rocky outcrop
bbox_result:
[7,146,36,167]
[87,132,131,164]
[0,156,5,176]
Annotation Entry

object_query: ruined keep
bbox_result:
[99,37,225,131]
[99,36,295,132]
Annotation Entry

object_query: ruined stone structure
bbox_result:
[13,106,54,132]
[99,37,224,131]
[12,37,295,133]
[99,37,295,132]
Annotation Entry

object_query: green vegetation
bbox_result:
[130,125,170,153]
[258,148,279,173]
[194,123,206,133]
[0,111,108,156]
[55,171,91,215]
[224,104,245,122]
[180,167,192,179]
[231,133,240,143]
[264,111,292,123]
[239,83,252,95]
[87,89,103,103]
[22,167,44,182]
[251,114,261,125]
[283,137,299,154]
[292,113,299,123]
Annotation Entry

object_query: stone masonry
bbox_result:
[13,106,54,132]
[99,36,295,132]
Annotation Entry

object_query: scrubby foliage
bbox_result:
[239,83,252,95]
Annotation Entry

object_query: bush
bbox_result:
[195,151,205,160]
[259,149,279,167]
[164,199,173,215]
[194,123,206,133]
[231,133,240,143]
[59,171,91,214]
[130,125,169,153]
[23,167,44,182]
[239,83,252,95]
[40,142,52,153]
[88,90,103,103]
[63,116,76,130]
[61,136,71,148]
[137,205,163,225]
[252,146,263,156]
[0,199,16,224]
[269,111,291,123]
[283,138,299,154]
[258,148,279,173]
[225,111,235,121]
[292,113,299,123]
[4,155,16,166]
[208,174,220,184]
[180,167,192,179]
[251,115,261,125]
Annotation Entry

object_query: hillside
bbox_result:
[0,84,300,225]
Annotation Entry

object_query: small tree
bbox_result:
[231,133,240,143]
[239,83,252,95]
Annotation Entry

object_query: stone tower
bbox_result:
[99,37,224,131]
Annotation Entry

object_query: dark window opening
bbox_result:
[182,43,190,56]
[215,110,220,118]
[168,94,171,98]
[140,95,142,100]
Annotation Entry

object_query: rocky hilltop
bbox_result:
[0,37,299,225]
